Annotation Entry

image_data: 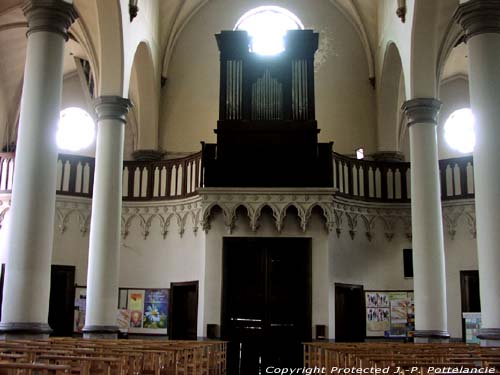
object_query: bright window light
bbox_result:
[57,107,95,151]
[235,6,304,56]
[356,148,364,160]
[444,108,475,153]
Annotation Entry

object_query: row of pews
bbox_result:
[0,338,226,375]
[304,342,500,375]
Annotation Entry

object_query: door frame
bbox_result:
[169,280,199,339]
[334,282,366,342]
[460,270,480,341]
[48,265,76,337]
[221,237,312,340]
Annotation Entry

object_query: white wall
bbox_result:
[0,196,479,340]
[160,0,376,155]
[331,213,478,339]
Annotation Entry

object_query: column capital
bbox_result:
[94,96,133,124]
[22,0,78,41]
[454,0,500,41]
[402,98,442,127]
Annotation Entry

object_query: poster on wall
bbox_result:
[74,287,87,333]
[366,307,390,335]
[366,292,390,308]
[365,290,414,337]
[116,309,131,333]
[143,289,169,330]
[128,290,145,329]
[72,286,169,335]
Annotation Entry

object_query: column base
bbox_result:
[477,328,500,347]
[82,325,119,339]
[413,330,450,343]
[0,322,52,339]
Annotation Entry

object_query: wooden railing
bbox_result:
[333,153,474,202]
[0,151,203,201]
[0,151,474,203]
[121,152,202,201]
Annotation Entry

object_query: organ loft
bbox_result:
[202,30,333,187]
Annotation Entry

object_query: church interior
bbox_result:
[0,0,499,373]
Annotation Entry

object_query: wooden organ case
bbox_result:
[202,30,333,187]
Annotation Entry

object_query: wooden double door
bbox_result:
[222,237,312,375]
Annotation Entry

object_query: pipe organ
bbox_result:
[202,30,333,187]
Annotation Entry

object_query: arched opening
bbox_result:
[56,107,95,152]
[128,41,158,152]
[378,42,406,154]
[234,6,304,55]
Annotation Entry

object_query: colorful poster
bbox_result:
[74,287,87,333]
[365,291,415,337]
[128,290,145,328]
[143,289,168,329]
[116,309,130,333]
[366,307,390,335]
[365,292,389,307]
[389,292,410,324]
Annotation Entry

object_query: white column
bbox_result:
[0,0,77,338]
[83,97,131,338]
[402,98,449,342]
[455,0,500,347]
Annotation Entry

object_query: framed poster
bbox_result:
[127,288,169,335]
[72,286,169,335]
[366,307,390,336]
[143,289,169,330]
[117,309,130,333]
[128,289,145,330]
[365,290,414,337]
[73,287,87,333]
[366,292,389,308]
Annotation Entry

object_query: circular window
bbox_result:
[444,108,475,153]
[57,107,96,151]
[235,6,304,55]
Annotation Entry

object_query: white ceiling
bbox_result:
[0,0,467,128]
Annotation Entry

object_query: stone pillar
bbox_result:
[83,97,131,338]
[455,0,500,347]
[402,98,450,343]
[0,0,77,338]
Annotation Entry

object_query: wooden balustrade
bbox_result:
[0,152,203,201]
[122,152,202,201]
[0,151,474,203]
[333,153,475,202]
[0,153,15,193]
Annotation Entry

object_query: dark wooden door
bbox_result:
[335,283,365,342]
[460,270,480,341]
[48,265,75,336]
[169,281,199,340]
[222,237,312,375]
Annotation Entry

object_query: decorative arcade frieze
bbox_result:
[0,151,477,241]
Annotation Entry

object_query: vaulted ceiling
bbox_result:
[0,0,467,144]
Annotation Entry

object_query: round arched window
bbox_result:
[57,107,96,151]
[444,108,475,153]
[235,6,304,55]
